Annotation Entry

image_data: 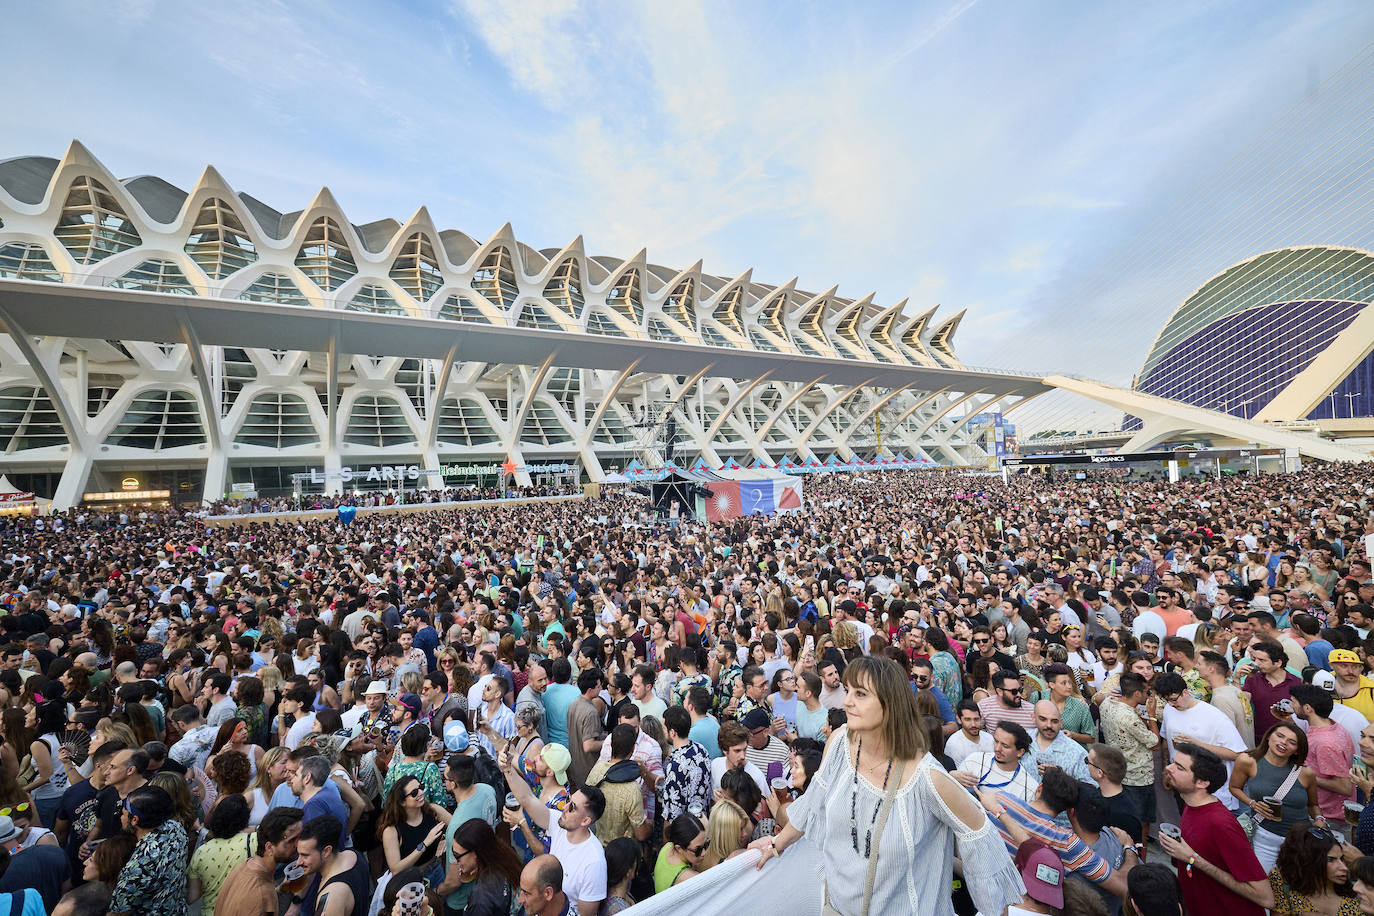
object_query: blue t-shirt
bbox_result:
[914,683,956,723]
[689,715,721,759]
[303,787,351,850]
[1306,639,1335,671]
[543,683,580,747]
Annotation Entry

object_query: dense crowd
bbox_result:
[4,465,1374,916]
[201,484,581,516]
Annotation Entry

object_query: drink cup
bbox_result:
[771,777,791,799]
[395,881,427,916]
[1347,800,1365,826]
[1158,823,1181,842]
[505,792,520,811]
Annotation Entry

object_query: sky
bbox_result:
[3,0,1373,429]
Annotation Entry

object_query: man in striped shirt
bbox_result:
[977,766,1129,899]
[978,670,1037,734]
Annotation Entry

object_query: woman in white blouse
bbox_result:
[750,656,1024,916]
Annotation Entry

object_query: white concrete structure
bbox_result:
[0,142,1053,507]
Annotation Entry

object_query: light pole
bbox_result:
[1343,392,1362,418]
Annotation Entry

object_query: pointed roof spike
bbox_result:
[58,139,101,169]
[193,164,234,192]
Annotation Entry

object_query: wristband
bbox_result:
[1186,856,1195,878]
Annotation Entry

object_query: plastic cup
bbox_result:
[1158,823,1181,841]
[1347,801,1365,826]
[505,792,520,811]
[771,777,791,798]
[395,881,427,916]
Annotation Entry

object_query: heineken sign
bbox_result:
[299,462,575,484]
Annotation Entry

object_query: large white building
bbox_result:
[0,142,1056,507]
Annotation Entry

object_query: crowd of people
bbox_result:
[3,464,1374,916]
[200,483,580,517]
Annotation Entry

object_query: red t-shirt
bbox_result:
[1178,798,1267,916]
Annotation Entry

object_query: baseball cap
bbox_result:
[741,708,772,731]
[1313,670,1337,692]
[364,680,389,696]
[1330,650,1362,664]
[541,743,571,784]
[390,693,421,716]
[442,721,470,752]
[1015,839,1064,909]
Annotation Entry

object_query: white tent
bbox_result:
[0,476,46,514]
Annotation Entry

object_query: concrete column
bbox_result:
[52,448,94,510]
[202,449,229,504]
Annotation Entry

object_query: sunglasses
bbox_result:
[406,786,425,799]
[687,840,710,856]
[0,803,29,817]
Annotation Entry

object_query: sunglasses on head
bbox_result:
[0,803,29,817]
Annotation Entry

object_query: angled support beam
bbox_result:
[580,359,643,447]
[834,384,912,448]
[0,308,84,449]
[177,320,222,451]
[504,351,559,455]
[0,308,92,509]
[707,371,775,440]
[798,378,877,443]
[421,344,460,490]
[756,375,827,444]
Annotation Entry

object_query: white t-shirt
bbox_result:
[1161,700,1246,810]
[710,757,768,798]
[546,820,607,908]
[1132,611,1167,642]
[283,712,317,750]
[945,728,995,768]
[957,752,1038,802]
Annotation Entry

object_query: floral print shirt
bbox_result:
[109,819,189,916]
[661,740,713,823]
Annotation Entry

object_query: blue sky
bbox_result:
[3,0,1372,413]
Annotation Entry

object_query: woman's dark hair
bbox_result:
[604,836,640,888]
[380,867,432,913]
[114,702,157,746]
[31,698,66,737]
[206,792,251,839]
[924,626,950,652]
[314,708,343,734]
[1276,820,1346,897]
[399,723,430,757]
[791,742,823,793]
[125,784,175,831]
[719,767,761,816]
[665,811,707,849]
[236,676,264,707]
[211,749,252,795]
[452,817,523,888]
[90,830,137,885]
[377,776,422,834]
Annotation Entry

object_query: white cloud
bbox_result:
[453,0,590,107]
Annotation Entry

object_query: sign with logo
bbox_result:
[121,477,140,490]
[295,462,575,485]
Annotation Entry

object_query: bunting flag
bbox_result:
[690,458,714,473]
[747,456,773,470]
[721,457,744,470]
